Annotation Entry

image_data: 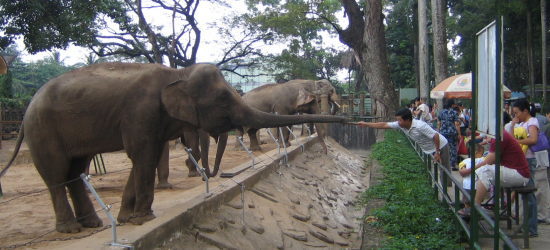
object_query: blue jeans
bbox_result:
[527,158,538,235]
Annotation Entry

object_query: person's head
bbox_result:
[512,99,534,121]
[414,97,421,105]
[409,100,416,109]
[474,144,485,158]
[395,108,413,128]
[453,106,461,114]
[443,99,455,109]
[457,102,464,110]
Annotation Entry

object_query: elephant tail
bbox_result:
[0,125,24,178]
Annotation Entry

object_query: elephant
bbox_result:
[239,79,340,153]
[0,62,346,233]
[156,129,228,189]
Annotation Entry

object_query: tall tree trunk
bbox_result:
[542,0,547,107]
[527,7,535,98]
[362,0,399,120]
[431,0,448,85]
[418,0,430,99]
[412,1,420,96]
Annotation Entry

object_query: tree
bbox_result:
[386,0,416,88]
[1,0,266,72]
[0,0,115,53]
[418,0,429,98]
[242,0,398,119]
[360,0,399,118]
[431,0,448,86]
[542,0,547,105]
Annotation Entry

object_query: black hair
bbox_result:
[444,99,455,109]
[395,108,413,121]
[513,99,535,117]
[413,97,420,102]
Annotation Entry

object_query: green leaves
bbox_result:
[361,130,462,249]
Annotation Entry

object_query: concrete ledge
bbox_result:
[63,135,320,249]
[133,136,319,249]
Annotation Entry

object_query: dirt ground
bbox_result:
[0,131,287,248]
[0,127,371,249]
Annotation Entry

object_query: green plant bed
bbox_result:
[360,130,463,249]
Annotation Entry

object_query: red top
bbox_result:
[489,131,531,178]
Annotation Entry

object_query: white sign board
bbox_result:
[476,21,501,136]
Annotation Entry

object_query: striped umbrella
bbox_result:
[430,73,512,99]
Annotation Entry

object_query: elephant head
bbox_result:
[161,65,347,136]
[295,79,340,115]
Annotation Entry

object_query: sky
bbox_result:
[19,1,348,71]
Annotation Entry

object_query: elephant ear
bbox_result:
[296,88,316,108]
[161,80,199,126]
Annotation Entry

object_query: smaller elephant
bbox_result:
[239,79,340,153]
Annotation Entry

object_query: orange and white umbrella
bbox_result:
[430,73,512,99]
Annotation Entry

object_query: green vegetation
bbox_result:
[361,130,463,249]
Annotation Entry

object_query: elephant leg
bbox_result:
[183,130,202,177]
[156,142,172,189]
[30,143,81,233]
[248,128,262,151]
[283,126,291,146]
[118,167,136,223]
[315,123,328,154]
[118,141,160,225]
[68,156,103,228]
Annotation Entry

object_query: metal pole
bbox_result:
[265,128,281,155]
[237,136,255,169]
[286,126,304,152]
[184,147,209,194]
[278,127,288,164]
[79,174,132,249]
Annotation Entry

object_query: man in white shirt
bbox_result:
[356,108,451,184]
[415,97,431,123]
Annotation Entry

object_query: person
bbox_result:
[458,131,536,236]
[356,108,451,184]
[414,97,431,123]
[457,103,467,135]
[510,99,545,233]
[458,144,485,212]
[438,99,461,170]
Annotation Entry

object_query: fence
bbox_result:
[405,133,524,249]
[0,106,24,149]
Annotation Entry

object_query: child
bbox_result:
[458,144,485,216]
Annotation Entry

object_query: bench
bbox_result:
[504,183,537,248]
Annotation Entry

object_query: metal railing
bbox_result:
[404,134,518,250]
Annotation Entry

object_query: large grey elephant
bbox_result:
[240,79,340,153]
[0,63,346,233]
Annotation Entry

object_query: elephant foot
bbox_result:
[188,169,201,177]
[156,182,173,189]
[117,210,132,223]
[78,214,103,228]
[56,220,83,233]
[128,212,156,225]
[250,145,262,152]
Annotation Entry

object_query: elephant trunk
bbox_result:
[209,132,228,177]
[235,106,348,129]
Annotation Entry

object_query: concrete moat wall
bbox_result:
[327,123,377,150]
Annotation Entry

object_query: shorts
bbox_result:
[475,165,529,190]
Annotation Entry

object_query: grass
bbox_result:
[359,130,463,249]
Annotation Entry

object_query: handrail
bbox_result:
[403,132,518,250]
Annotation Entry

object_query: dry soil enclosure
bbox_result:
[0,133,369,249]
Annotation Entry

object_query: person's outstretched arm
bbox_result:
[355,121,392,129]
